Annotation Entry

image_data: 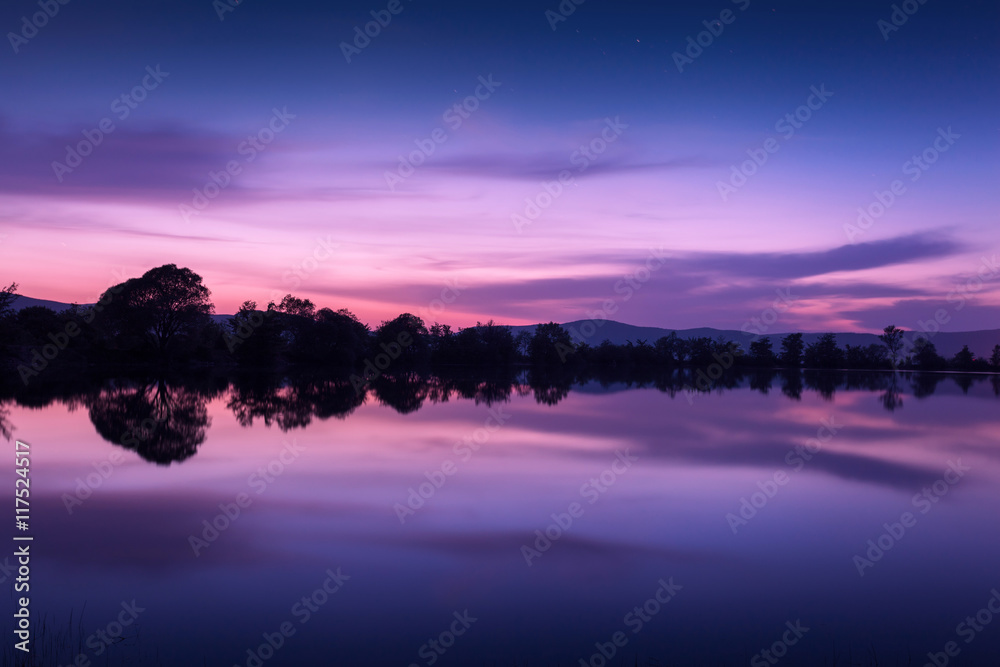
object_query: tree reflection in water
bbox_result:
[0,401,13,441]
[1,369,997,464]
[227,374,365,430]
[86,379,211,465]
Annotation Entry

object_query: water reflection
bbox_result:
[86,379,213,464]
[3,366,1000,666]
[1,370,997,464]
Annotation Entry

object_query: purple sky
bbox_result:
[1,0,997,332]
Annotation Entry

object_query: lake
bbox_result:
[4,370,1000,666]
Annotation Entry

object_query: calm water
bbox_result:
[4,371,1000,666]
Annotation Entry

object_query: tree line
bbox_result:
[2,265,999,385]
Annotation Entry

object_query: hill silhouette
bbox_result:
[10,295,998,360]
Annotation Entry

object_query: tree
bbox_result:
[0,283,20,370]
[878,325,905,367]
[845,344,889,370]
[654,332,681,366]
[98,265,214,357]
[990,344,1000,369]
[374,313,428,364]
[272,294,315,318]
[0,282,17,320]
[529,322,575,364]
[913,338,945,370]
[952,345,975,371]
[313,307,370,366]
[778,333,804,368]
[227,300,285,365]
[471,320,517,366]
[748,337,776,367]
[803,333,844,369]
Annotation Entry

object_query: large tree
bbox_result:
[529,322,575,364]
[0,282,19,366]
[0,282,17,319]
[778,333,804,368]
[803,333,844,369]
[913,338,946,370]
[878,325,905,367]
[98,265,214,356]
[748,337,776,367]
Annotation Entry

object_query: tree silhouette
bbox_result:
[803,333,844,369]
[374,313,429,365]
[748,337,776,367]
[272,294,316,318]
[952,345,975,371]
[529,322,575,365]
[86,380,210,464]
[779,333,804,368]
[97,265,214,357]
[0,282,17,319]
[878,325,905,367]
[0,283,17,368]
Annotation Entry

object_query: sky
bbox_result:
[0,0,997,332]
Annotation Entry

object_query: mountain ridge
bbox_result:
[10,295,998,359]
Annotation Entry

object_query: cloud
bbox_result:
[415,152,718,180]
[299,235,961,324]
[678,232,963,280]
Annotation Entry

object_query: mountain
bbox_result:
[507,321,999,359]
[10,295,234,325]
[9,295,998,359]
[9,295,80,312]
